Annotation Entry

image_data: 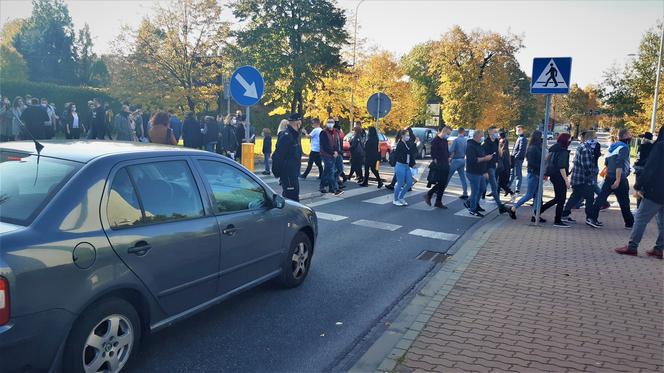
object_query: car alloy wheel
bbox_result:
[291,241,309,280]
[421,148,426,159]
[82,314,134,373]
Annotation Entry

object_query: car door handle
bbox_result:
[222,225,239,236]
[128,241,152,256]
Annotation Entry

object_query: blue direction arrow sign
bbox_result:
[230,65,264,106]
[531,57,572,94]
[367,92,392,119]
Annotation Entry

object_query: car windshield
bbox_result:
[411,128,425,138]
[450,130,459,137]
[0,151,81,226]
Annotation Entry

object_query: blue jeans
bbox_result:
[335,155,344,181]
[514,171,540,210]
[394,162,413,201]
[589,177,634,226]
[480,168,502,208]
[322,156,338,192]
[510,158,524,191]
[448,158,468,196]
[263,153,271,173]
[466,173,483,211]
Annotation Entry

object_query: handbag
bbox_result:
[411,167,421,182]
[599,166,608,178]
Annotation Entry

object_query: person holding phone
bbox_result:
[480,126,508,214]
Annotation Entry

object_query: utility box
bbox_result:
[241,143,254,172]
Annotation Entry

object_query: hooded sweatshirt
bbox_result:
[606,140,631,179]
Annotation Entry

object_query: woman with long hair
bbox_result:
[497,131,514,196]
[148,111,177,145]
[392,128,417,206]
[349,125,365,183]
[508,130,545,222]
[538,133,572,227]
[63,102,85,139]
[361,126,383,188]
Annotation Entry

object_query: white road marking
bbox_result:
[409,229,460,241]
[408,194,457,211]
[362,190,425,205]
[351,219,402,231]
[307,187,379,207]
[316,212,348,221]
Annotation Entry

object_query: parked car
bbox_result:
[342,131,393,161]
[410,127,436,159]
[0,141,318,373]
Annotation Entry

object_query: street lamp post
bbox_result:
[349,0,365,130]
[651,24,664,134]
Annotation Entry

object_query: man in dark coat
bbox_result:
[425,126,451,208]
[273,113,303,201]
[182,112,202,149]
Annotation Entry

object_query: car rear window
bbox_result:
[0,151,81,226]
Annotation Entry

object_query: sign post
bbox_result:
[367,92,392,169]
[230,65,264,171]
[531,57,572,226]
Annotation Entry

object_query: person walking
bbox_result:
[393,129,417,206]
[87,98,107,140]
[182,112,201,149]
[614,126,663,259]
[464,129,493,217]
[40,98,57,139]
[334,121,348,187]
[447,127,469,199]
[62,103,84,140]
[262,128,273,175]
[349,125,366,183]
[148,111,177,145]
[319,118,343,195]
[497,131,514,197]
[480,126,508,214]
[510,125,528,193]
[300,118,323,179]
[538,133,572,228]
[220,115,239,158]
[586,129,635,229]
[561,131,598,223]
[425,126,451,209]
[233,115,246,161]
[168,110,183,142]
[20,98,49,140]
[0,97,13,142]
[202,116,219,152]
[360,127,383,188]
[10,97,25,140]
[508,130,545,222]
[272,114,304,201]
[634,131,654,208]
[113,105,136,142]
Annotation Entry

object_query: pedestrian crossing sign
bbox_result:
[531,57,572,94]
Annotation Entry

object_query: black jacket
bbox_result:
[546,143,570,176]
[364,134,380,164]
[526,144,542,175]
[394,140,417,167]
[635,141,654,168]
[274,125,302,177]
[220,124,238,152]
[430,136,449,168]
[182,116,202,148]
[350,135,365,160]
[513,135,528,160]
[465,139,487,175]
[482,137,499,169]
[636,141,664,204]
[262,135,272,154]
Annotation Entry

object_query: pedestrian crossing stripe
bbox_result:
[532,59,568,90]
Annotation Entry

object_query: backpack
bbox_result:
[271,134,286,177]
[544,150,559,177]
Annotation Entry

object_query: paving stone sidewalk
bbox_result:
[394,208,663,372]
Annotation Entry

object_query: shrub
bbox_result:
[0,80,119,114]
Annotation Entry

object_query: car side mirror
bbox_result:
[273,194,285,209]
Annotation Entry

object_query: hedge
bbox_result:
[0,80,119,114]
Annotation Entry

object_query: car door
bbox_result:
[195,158,287,296]
[102,158,221,315]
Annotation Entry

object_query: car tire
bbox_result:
[420,148,426,159]
[64,297,141,373]
[277,231,313,288]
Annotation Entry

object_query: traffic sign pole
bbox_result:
[534,94,551,226]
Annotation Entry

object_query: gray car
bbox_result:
[0,141,318,373]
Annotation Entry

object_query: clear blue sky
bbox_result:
[1,0,661,87]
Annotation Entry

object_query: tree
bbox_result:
[0,20,29,82]
[231,0,349,116]
[110,0,229,112]
[13,0,79,85]
[428,26,523,129]
[400,42,440,124]
[557,84,602,137]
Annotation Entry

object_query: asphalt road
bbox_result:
[127,158,494,373]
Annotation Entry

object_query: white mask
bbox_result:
[326,123,334,129]
[404,136,411,142]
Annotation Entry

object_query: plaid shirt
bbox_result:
[571,142,597,186]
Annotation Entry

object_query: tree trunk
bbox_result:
[187,96,195,113]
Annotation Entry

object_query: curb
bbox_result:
[349,215,507,373]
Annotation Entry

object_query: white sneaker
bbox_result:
[392,200,404,206]
[399,199,409,206]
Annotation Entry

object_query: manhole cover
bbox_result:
[416,250,450,263]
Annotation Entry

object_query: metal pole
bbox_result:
[375,93,381,130]
[350,0,365,128]
[651,24,664,133]
[535,94,551,226]
[245,106,250,127]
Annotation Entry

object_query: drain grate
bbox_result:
[416,250,450,263]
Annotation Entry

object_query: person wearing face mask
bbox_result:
[318,118,343,195]
[392,128,417,206]
[510,125,528,193]
[480,126,508,214]
[464,129,494,217]
[633,131,654,209]
[272,113,304,201]
[424,126,451,208]
[63,102,84,139]
[40,98,56,139]
[560,131,597,223]
[586,128,635,229]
